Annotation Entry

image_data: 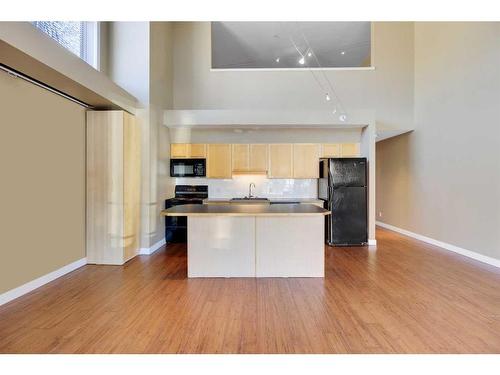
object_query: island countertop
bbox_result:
[161,203,330,217]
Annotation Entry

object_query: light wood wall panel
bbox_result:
[86,110,141,265]
[123,113,141,262]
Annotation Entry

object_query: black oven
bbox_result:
[170,159,206,177]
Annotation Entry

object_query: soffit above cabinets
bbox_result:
[164,109,374,129]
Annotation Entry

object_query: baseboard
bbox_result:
[368,239,377,246]
[139,238,166,255]
[376,221,500,268]
[0,257,87,307]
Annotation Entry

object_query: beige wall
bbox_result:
[377,22,500,260]
[0,70,86,294]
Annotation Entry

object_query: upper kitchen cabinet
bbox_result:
[321,143,360,158]
[321,143,341,158]
[207,144,232,178]
[232,144,269,174]
[293,144,321,178]
[170,143,207,158]
[232,144,250,172]
[340,143,360,157]
[268,144,293,178]
[249,144,268,173]
[189,144,207,158]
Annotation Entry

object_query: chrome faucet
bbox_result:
[248,182,256,198]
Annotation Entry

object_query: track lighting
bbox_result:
[339,114,347,122]
[307,51,312,57]
[341,51,346,55]
[275,57,280,63]
[332,108,337,115]
[325,94,331,101]
[298,56,305,65]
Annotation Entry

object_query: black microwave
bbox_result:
[170,159,206,177]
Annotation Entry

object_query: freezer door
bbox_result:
[330,186,367,245]
[330,158,367,187]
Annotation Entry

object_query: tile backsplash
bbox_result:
[175,175,318,199]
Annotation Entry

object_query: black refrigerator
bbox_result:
[318,158,368,246]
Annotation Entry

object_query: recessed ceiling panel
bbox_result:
[211,22,371,69]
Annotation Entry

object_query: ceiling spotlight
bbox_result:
[325,93,331,101]
[307,51,312,57]
[341,51,346,55]
[339,114,347,122]
[298,56,305,65]
[332,108,337,115]
[275,57,280,63]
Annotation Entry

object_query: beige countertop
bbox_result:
[161,203,330,217]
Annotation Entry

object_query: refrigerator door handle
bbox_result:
[326,200,333,245]
[328,169,334,189]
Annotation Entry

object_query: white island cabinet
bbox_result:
[161,204,329,278]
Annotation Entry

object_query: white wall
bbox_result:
[377,22,500,260]
[171,22,414,134]
[108,22,150,104]
[106,22,175,249]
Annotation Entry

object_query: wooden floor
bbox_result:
[1,227,499,353]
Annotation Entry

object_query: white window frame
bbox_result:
[82,21,100,70]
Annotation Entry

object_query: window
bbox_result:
[31,21,99,69]
[211,22,372,69]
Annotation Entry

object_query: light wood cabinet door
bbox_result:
[171,144,188,158]
[207,144,232,179]
[189,144,206,158]
[232,144,249,172]
[293,144,320,178]
[249,144,268,172]
[268,144,293,178]
[321,143,341,157]
[341,143,360,157]
[170,143,207,158]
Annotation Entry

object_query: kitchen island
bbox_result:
[161,204,330,278]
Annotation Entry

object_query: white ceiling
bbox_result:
[211,22,371,69]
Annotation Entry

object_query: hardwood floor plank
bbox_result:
[0,227,499,353]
